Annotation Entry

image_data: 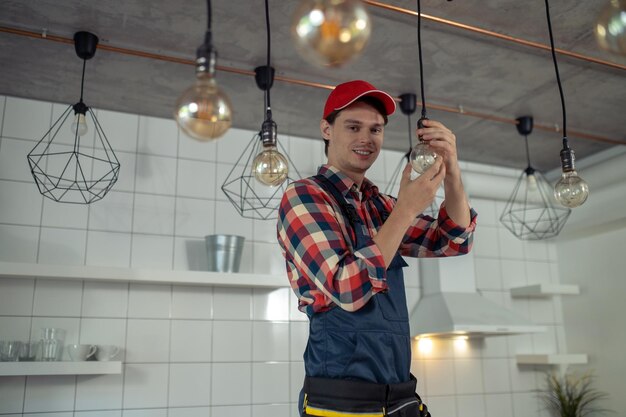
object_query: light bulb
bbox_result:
[252,146,289,187]
[175,72,233,141]
[291,0,371,67]
[595,0,626,56]
[526,172,538,191]
[71,113,88,136]
[409,118,438,174]
[554,170,589,208]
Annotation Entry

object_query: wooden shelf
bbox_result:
[516,354,588,365]
[510,284,580,298]
[0,261,286,288]
[0,361,122,376]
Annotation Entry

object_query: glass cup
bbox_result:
[18,341,40,361]
[40,328,66,361]
[0,341,22,361]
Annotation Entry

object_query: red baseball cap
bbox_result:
[323,80,396,119]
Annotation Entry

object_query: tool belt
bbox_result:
[302,375,430,417]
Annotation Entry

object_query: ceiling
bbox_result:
[1,0,625,172]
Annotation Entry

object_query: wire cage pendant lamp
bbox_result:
[220,0,301,220]
[27,31,120,204]
[500,116,571,240]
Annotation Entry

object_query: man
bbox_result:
[277,80,477,416]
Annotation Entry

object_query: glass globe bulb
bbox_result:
[409,141,438,175]
[526,172,538,191]
[291,0,371,67]
[595,0,626,56]
[554,170,589,208]
[252,146,289,187]
[175,72,233,141]
[71,113,88,137]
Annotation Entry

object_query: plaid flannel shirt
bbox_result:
[277,165,477,316]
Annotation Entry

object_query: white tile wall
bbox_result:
[0,96,569,417]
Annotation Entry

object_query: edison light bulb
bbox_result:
[409,118,438,174]
[595,0,626,56]
[252,146,289,187]
[175,72,233,141]
[71,113,88,136]
[554,170,589,208]
[291,0,371,67]
[526,172,538,191]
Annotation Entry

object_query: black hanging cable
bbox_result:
[524,134,532,168]
[79,59,86,103]
[405,113,413,162]
[544,0,567,146]
[264,0,272,117]
[417,0,427,121]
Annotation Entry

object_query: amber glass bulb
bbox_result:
[554,170,589,208]
[175,72,233,141]
[291,0,371,67]
[595,0,626,56]
[252,146,289,187]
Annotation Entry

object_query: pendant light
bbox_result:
[384,94,441,218]
[174,0,232,141]
[595,0,626,56]
[544,0,589,208]
[500,116,571,240]
[221,0,301,220]
[291,0,372,67]
[408,0,438,175]
[27,31,120,204]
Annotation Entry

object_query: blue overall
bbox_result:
[299,175,411,413]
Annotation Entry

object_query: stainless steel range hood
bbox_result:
[409,251,546,338]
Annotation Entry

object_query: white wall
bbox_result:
[0,95,572,417]
[557,226,626,415]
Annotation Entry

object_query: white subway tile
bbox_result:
[42,197,89,229]
[474,257,502,290]
[253,215,279,244]
[0,376,25,414]
[289,291,307,322]
[526,261,551,285]
[411,361,427,397]
[253,404,291,417]
[532,326,558,353]
[252,287,290,321]
[529,298,556,324]
[94,109,138,153]
[484,393,513,417]
[169,363,211,407]
[523,239,549,261]
[122,409,167,417]
[252,242,286,275]
[127,283,171,318]
[75,373,123,410]
[290,362,305,405]
[501,259,527,289]
[286,135,322,178]
[456,394,486,417]
[137,115,178,157]
[37,228,87,265]
[130,234,174,269]
[454,359,484,395]
[252,362,290,403]
[216,127,255,165]
[482,358,511,393]
[24,375,75,412]
[290,321,309,361]
[472,225,500,258]
[85,231,131,267]
[122,363,169,408]
[424,359,456,396]
[171,285,212,319]
[177,159,216,199]
[178,129,218,162]
[212,320,251,362]
[0,138,37,181]
[211,405,250,417]
[211,362,251,405]
[134,154,176,195]
[213,287,251,320]
[214,200,253,240]
[110,150,136,193]
[469,197,498,226]
[0,316,32,341]
[0,180,43,225]
[125,319,170,363]
[508,359,538,392]
[168,407,211,417]
[3,97,52,141]
[132,193,176,235]
[82,282,129,318]
[33,279,82,317]
[507,333,534,356]
[170,320,212,362]
[173,237,209,271]
[481,334,509,358]
[75,411,121,417]
[423,395,457,417]
[79,318,127,355]
[175,197,215,238]
[252,321,289,362]
[497,226,524,260]
[0,278,34,316]
[512,392,542,417]
[24,414,73,417]
[88,191,134,232]
[0,224,39,262]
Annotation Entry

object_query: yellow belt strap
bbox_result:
[304,405,384,417]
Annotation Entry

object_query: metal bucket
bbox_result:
[205,234,245,273]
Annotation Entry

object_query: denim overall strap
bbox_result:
[304,176,411,385]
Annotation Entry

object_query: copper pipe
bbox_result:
[363,0,626,72]
[1,26,623,146]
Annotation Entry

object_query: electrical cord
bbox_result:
[544,0,568,147]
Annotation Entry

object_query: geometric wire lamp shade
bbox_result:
[27,31,120,204]
[499,116,570,240]
[221,129,301,220]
